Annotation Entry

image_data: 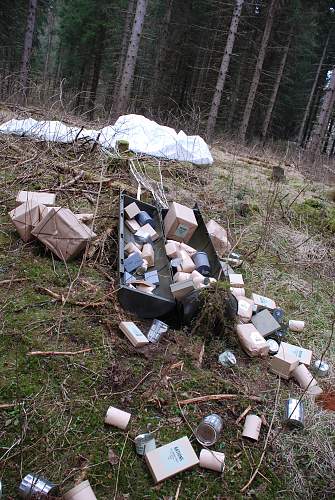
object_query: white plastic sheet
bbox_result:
[0,114,213,165]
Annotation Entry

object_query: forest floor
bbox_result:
[0,107,334,499]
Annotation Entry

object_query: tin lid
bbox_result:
[313,360,329,375]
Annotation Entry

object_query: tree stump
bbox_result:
[272,165,285,182]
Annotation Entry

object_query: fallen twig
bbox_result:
[27,348,91,357]
[36,286,106,308]
[55,170,85,190]
[0,278,29,285]
[0,403,20,409]
[235,405,252,424]
[179,394,263,405]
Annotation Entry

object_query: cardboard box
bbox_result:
[145,436,199,483]
[144,270,159,285]
[9,200,42,242]
[124,252,144,272]
[16,190,56,207]
[180,242,197,256]
[229,274,244,288]
[125,202,141,220]
[125,242,142,255]
[31,208,96,261]
[235,323,269,357]
[173,271,192,283]
[230,287,246,298]
[176,250,196,273]
[278,342,312,366]
[206,219,231,255]
[269,350,299,379]
[237,297,254,322]
[142,243,155,267]
[164,202,198,243]
[170,280,196,301]
[165,241,180,259]
[252,293,276,310]
[251,309,280,337]
[135,223,159,242]
[119,321,149,347]
[125,219,141,233]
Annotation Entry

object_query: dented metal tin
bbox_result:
[218,351,237,367]
[18,474,57,497]
[285,398,304,429]
[147,319,169,343]
[312,360,329,378]
[134,433,156,455]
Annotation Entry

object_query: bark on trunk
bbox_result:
[322,117,334,154]
[308,67,335,155]
[88,26,106,120]
[112,0,148,118]
[297,34,330,145]
[262,29,292,140]
[206,0,244,142]
[239,0,277,142]
[20,0,38,99]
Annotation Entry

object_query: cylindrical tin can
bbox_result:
[218,351,237,367]
[18,474,57,498]
[192,252,211,276]
[312,360,329,378]
[195,414,223,446]
[134,433,156,456]
[289,320,305,332]
[285,398,304,428]
[242,414,262,441]
[147,319,169,343]
[105,406,131,430]
[135,211,155,228]
[199,449,225,472]
[266,339,279,355]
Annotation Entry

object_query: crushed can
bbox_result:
[218,351,236,367]
[195,414,223,446]
[134,433,156,455]
[312,360,329,378]
[147,319,169,343]
[18,474,57,497]
[285,398,304,429]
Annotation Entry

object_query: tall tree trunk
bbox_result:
[110,0,135,113]
[151,0,173,105]
[19,0,38,99]
[297,33,330,145]
[322,116,334,154]
[87,26,106,120]
[239,0,277,142]
[308,68,335,155]
[206,0,244,141]
[262,29,292,140]
[112,0,148,118]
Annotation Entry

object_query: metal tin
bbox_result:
[0,479,2,498]
[218,351,237,367]
[195,414,223,446]
[18,474,57,498]
[134,232,152,245]
[272,308,285,325]
[266,339,279,355]
[312,360,329,377]
[147,319,169,343]
[192,252,211,276]
[134,433,156,455]
[135,211,155,228]
[285,398,304,429]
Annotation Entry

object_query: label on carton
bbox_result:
[175,224,189,238]
[164,445,185,472]
[128,323,146,338]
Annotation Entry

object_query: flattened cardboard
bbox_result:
[16,190,56,207]
[278,342,312,366]
[206,219,231,255]
[119,321,149,347]
[164,202,198,243]
[145,436,199,483]
[235,323,269,357]
[9,200,42,242]
[31,208,96,261]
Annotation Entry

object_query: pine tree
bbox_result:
[20,0,38,98]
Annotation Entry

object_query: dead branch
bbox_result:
[235,405,252,424]
[55,170,85,190]
[0,278,29,285]
[178,394,263,405]
[27,348,91,357]
[35,286,106,308]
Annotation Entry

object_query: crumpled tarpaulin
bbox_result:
[0,114,213,165]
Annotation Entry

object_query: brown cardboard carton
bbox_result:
[125,202,141,220]
[237,297,254,322]
[164,202,198,243]
[173,271,192,283]
[230,287,246,298]
[135,223,159,242]
[165,241,180,258]
[170,280,196,300]
[269,349,299,380]
[31,208,96,261]
[206,219,231,255]
[278,342,312,366]
[229,274,244,288]
[119,321,149,347]
[136,283,155,294]
[235,323,269,357]
[180,242,197,256]
[176,249,196,273]
[16,190,56,207]
[145,436,199,483]
[125,219,141,233]
[125,242,142,255]
[142,243,155,267]
[9,200,42,242]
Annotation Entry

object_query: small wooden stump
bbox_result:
[272,165,285,182]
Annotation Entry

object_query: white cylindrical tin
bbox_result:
[195,414,223,446]
[199,449,225,472]
[266,339,279,355]
[104,406,131,430]
[242,414,262,441]
[288,320,305,332]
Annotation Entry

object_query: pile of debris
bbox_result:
[9,191,96,261]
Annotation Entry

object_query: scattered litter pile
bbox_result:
[9,191,96,261]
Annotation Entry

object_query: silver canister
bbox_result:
[312,360,330,378]
[285,398,304,429]
[218,351,237,367]
[134,433,156,456]
[18,474,57,497]
[266,339,279,355]
[147,319,169,343]
[195,414,223,446]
